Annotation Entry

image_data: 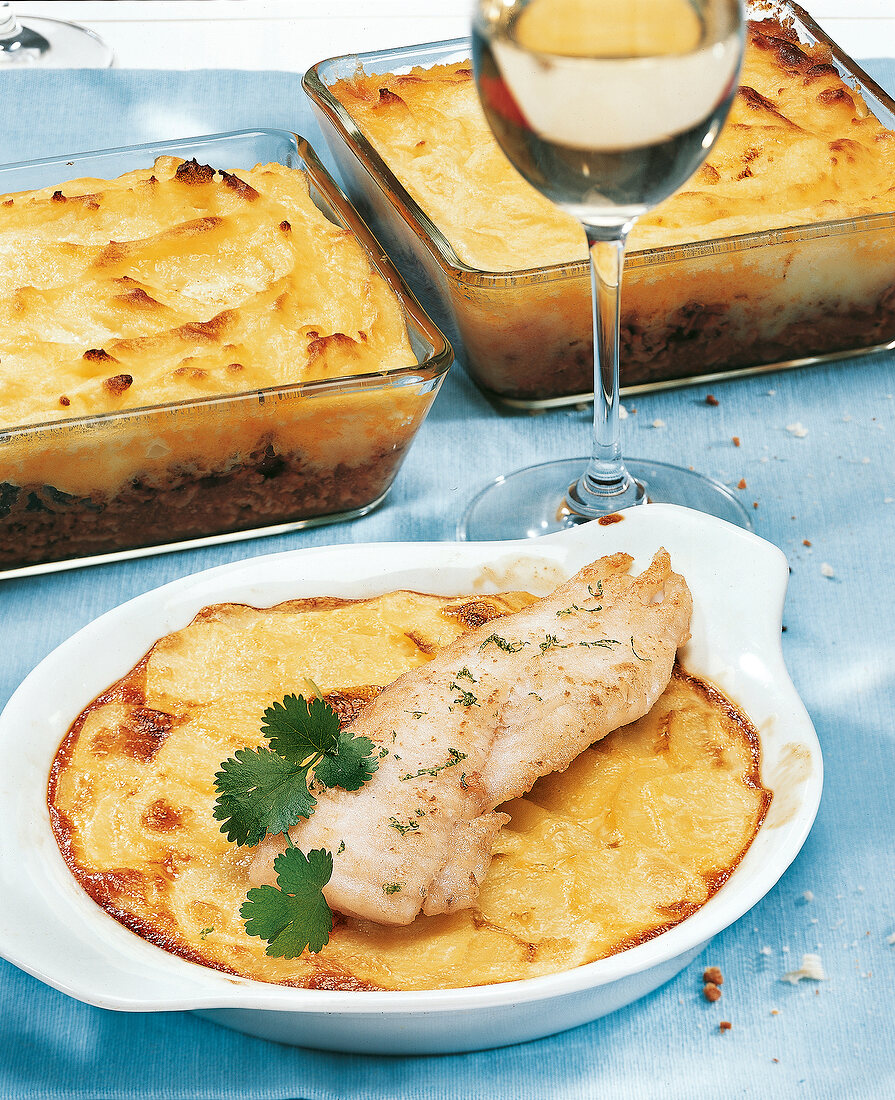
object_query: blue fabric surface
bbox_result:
[1,64,895,1100]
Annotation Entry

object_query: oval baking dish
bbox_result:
[0,504,821,1053]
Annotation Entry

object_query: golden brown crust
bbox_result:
[0,157,413,431]
[330,20,895,271]
[47,584,769,990]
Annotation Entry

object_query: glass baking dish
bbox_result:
[0,129,452,578]
[303,1,895,408]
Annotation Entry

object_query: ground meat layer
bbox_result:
[0,441,407,570]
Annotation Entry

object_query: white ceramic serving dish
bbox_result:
[0,504,821,1054]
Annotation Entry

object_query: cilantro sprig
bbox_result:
[241,847,334,958]
[213,693,377,846]
[213,692,378,958]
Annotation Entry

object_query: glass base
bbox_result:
[458,457,753,541]
[0,16,113,67]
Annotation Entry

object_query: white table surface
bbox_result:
[15,1,895,71]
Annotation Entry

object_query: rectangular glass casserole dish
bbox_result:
[303,0,895,408]
[0,129,452,578]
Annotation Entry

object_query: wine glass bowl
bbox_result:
[462,0,750,539]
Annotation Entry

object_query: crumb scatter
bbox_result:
[786,422,809,437]
[781,953,827,984]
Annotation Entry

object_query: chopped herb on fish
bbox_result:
[399,748,468,781]
[539,634,573,653]
[480,633,527,653]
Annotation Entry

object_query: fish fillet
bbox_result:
[248,549,692,925]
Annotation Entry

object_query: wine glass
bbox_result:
[461,0,750,540]
[0,2,113,67]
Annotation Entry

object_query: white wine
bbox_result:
[473,0,742,224]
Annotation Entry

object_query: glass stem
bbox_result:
[0,4,19,39]
[0,3,49,56]
[565,221,646,519]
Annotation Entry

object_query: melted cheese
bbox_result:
[49,587,769,991]
[329,19,895,271]
[0,158,414,430]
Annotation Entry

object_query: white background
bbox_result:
[14,1,895,71]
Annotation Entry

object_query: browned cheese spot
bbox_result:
[174,159,216,185]
[142,798,185,832]
[176,310,235,343]
[442,598,509,631]
[103,374,134,396]
[83,348,116,363]
[220,170,260,202]
[119,706,176,762]
[115,286,161,309]
[324,687,384,728]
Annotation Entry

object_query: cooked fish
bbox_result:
[249,549,692,925]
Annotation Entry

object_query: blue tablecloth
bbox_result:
[1,64,894,1100]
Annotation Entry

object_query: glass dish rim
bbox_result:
[0,127,453,439]
[302,0,895,289]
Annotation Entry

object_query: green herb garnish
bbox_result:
[480,633,527,654]
[213,694,377,846]
[539,634,572,653]
[213,693,377,958]
[240,846,334,958]
[450,683,480,707]
[399,747,468,781]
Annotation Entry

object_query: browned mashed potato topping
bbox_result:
[49,587,770,991]
[329,19,895,271]
[0,157,414,431]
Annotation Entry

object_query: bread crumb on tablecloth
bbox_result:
[781,953,828,984]
[786,422,809,437]
[820,562,835,578]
